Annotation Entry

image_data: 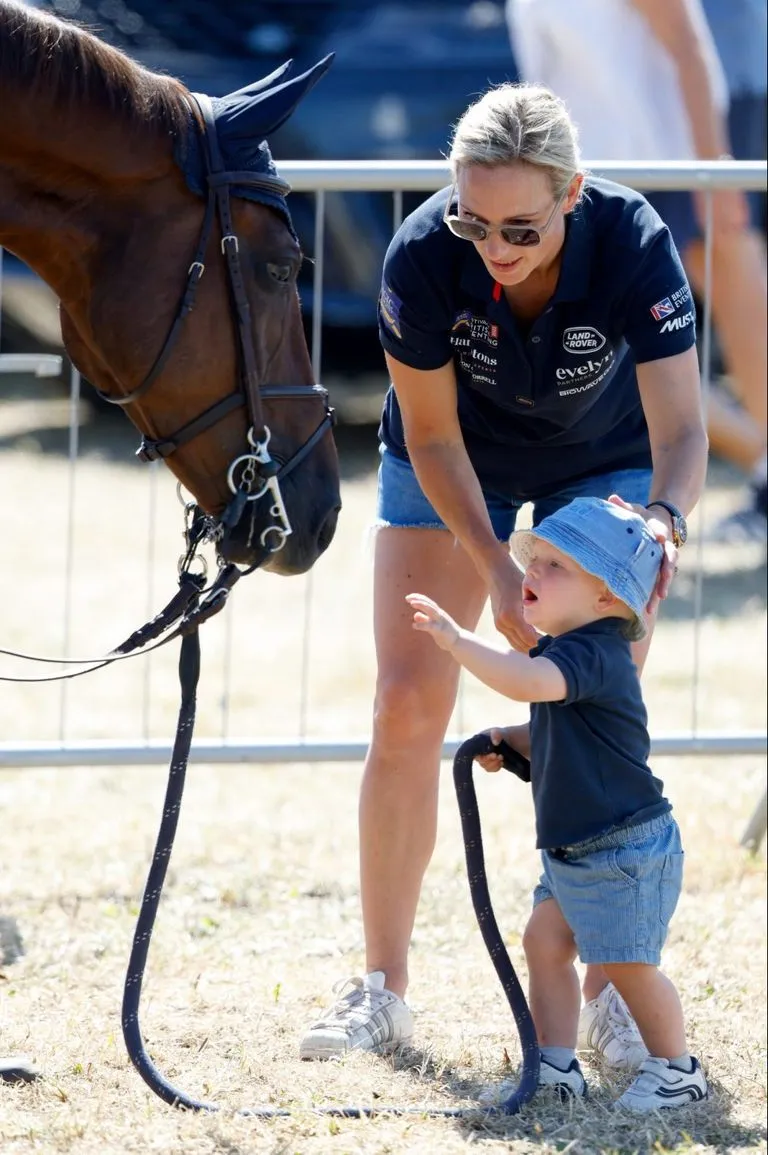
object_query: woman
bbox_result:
[299,83,708,1071]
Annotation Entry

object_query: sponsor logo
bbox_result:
[468,347,497,368]
[660,310,695,333]
[556,349,615,397]
[670,284,691,308]
[379,282,403,339]
[650,297,675,321]
[555,351,614,383]
[560,383,595,396]
[651,284,692,321]
[451,313,499,346]
[562,326,606,353]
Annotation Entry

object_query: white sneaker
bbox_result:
[299,971,414,1060]
[538,1056,587,1098]
[478,1055,586,1106]
[578,983,648,1070]
[0,1055,40,1083]
[616,1056,709,1111]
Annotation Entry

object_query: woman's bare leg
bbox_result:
[361,527,488,999]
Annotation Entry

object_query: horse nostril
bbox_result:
[317,506,340,553]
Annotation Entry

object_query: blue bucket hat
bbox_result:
[509,497,664,640]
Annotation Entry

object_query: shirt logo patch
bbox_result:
[556,349,615,396]
[452,310,472,332]
[451,312,499,345]
[650,298,675,321]
[659,310,695,334]
[379,282,403,340]
[562,326,606,354]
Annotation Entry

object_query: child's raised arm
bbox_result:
[406,593,567,703]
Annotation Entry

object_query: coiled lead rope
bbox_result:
[121,643,540,1117]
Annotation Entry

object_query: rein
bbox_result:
[2,503,539,1114]
[121,707,540,1118]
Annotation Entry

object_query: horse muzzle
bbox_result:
[217,493,340,573]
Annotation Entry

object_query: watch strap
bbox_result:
[647,500,686,546]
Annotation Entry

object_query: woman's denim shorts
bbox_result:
[375,446,652,540]
[533,814,684,966]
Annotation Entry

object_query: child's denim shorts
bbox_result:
[533,813,684,966]
[375,446,652,541]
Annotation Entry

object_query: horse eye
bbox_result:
[266,262,294,285]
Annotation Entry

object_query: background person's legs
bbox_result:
[685,227,767,473]
[685,227,767,532]
[646,188,767,534]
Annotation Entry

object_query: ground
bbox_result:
[0,375,765,1154]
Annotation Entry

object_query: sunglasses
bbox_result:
[443,186,567,248]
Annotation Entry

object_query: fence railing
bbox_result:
[1,160,766,773]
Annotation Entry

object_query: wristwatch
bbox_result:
[646,500,688,548]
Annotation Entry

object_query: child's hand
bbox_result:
[475,726,532,783]
[406,593,460,650]
[475,727,511,773]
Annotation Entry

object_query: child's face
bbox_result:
[521,539,619,636]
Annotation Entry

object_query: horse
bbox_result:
[0,0,341,574]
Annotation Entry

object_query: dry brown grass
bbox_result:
[0,382,766,1154]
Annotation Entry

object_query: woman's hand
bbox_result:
[607,493,678,612]
[487,557,540,652]
[406,592,460,651]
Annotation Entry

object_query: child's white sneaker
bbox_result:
[578,982,648,1070]
[616,1056,708,1111]
[538,1056,587,1098]
[299,972,413,1060]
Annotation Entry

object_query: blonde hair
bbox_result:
[449,83,582,199]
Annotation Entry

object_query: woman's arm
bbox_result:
[386,351,538,650]
[385,353,505,577]
[637,346,709,522]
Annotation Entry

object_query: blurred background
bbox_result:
[1,0,520,421]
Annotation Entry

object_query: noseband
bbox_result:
[93,93,334,557]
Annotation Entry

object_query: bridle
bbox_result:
[93,92,335,559]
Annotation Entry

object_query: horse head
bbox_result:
[0,2,341,574]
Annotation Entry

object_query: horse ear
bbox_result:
[214,54,335,143]
[226,59,296,98]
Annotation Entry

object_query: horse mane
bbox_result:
[0,0,189,137]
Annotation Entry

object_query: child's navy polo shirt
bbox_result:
[377,178,697,501]
[529,618,670,850]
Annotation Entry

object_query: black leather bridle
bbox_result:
[93,92,335,554]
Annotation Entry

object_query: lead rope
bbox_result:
[121,690,540,1116]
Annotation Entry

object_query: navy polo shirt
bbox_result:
[378,178,697,500]
[529,618,670,850]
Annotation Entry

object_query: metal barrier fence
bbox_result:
[0,160,766,781]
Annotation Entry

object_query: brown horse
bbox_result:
[0,0,341,574]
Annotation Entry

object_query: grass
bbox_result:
[0,384,765,1153]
